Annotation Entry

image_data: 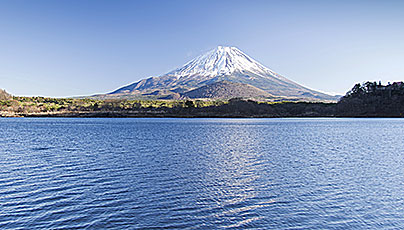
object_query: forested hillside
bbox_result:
[337,81,404,117]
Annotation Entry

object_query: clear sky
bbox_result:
[1,0,404,97]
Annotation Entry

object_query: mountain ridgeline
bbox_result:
[100,46,337,101]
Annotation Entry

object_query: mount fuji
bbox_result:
[105,46,336,101]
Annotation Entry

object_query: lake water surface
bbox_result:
[1,118,404,229]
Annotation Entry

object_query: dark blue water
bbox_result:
[1,118,404,229]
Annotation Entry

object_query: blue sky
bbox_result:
[1,0,404,97]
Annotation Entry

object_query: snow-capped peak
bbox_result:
[164,46,280,79]
[110,45,335,100]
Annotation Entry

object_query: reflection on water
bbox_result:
[1,118,404,229]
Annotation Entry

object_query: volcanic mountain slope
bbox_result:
[182,81,272,99]
[107,46,336,101]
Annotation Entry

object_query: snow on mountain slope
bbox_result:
[110,46,336,100]
[167,46,281,79]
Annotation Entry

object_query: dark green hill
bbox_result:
[181,81,272,99]
[337,81,404,117]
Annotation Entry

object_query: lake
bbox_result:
[1,118,404,229]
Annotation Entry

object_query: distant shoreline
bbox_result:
[1,111,335,118]
[2,111,404,118]
[0,97,338,118]
[3,81,404,118]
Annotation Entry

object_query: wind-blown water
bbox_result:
[1,118,404,229]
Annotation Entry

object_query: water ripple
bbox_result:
[1,118,404,229]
